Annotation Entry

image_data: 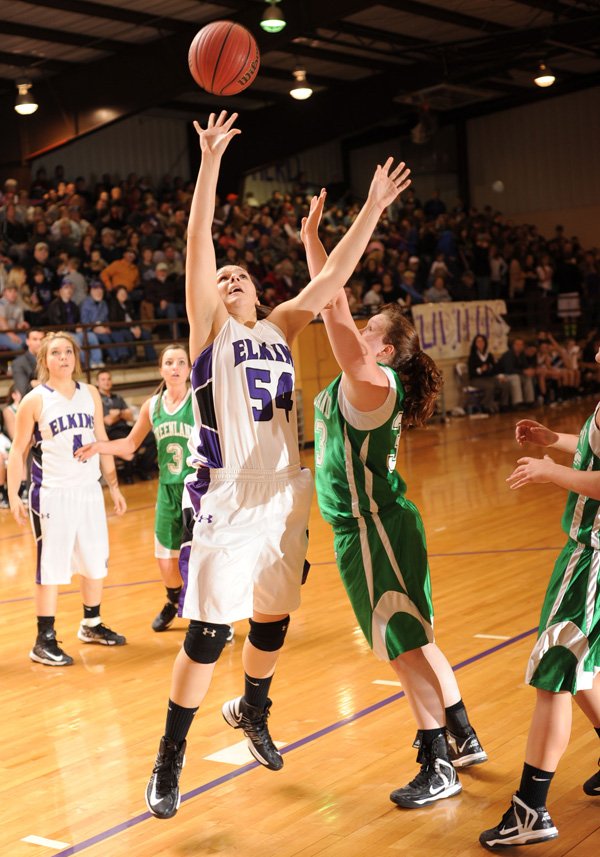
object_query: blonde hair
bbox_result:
[6,266,26,289]
[36,331,82,384]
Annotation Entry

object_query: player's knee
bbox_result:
[183,620,230,663]
[248,616,290,652]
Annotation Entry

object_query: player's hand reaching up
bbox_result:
[515,419,558,447]
[367,158,411,211]
[194,111,241,159]
[300,188,326,244]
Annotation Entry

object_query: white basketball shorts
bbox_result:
[30,482,109,584]
[182,465,313,623]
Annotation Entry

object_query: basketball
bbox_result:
[188,21,260,96]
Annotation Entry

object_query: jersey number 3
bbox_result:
[246,368,294,423]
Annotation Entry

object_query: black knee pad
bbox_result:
[248,616,290,652]
[183,620,230,664]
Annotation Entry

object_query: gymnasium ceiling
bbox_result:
[2,0,600,176]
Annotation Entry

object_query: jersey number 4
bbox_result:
[246,368,294,423]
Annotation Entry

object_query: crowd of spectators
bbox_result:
[463,328,600,415]
[1,164,599,374]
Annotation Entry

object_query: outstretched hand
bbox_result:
[367,158,411,210]
[300,188,326,244]
[515,419,558,447]
[506,454,555,489]
[194,111,241,159]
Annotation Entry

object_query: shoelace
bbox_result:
[405,762,435,790]
[498,804,517,830]
[154,748,183,792]
[242,707,275,749]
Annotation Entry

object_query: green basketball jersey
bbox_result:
[150,389,195,485]
[314,365,406,528]
[561,407,600,547]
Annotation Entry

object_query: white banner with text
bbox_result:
[411,301,509,360]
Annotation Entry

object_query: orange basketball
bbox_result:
[188,21,260,96]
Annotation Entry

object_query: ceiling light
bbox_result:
[260,0,286,34]
[14,81,38,115]
[533,62,556,88]
[290,69,312,100]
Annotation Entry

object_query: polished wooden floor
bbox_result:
[2,401,599,857]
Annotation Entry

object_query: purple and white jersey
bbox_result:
[189,316,300,472]
[31,382,100,488]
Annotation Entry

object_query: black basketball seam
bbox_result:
[211,21,236,94]
[219,30,254,95]
[193,35,205,88]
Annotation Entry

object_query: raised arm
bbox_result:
[186,111,241,361]
[271,158,411,344]
[300,189,390,411]
[75,398,153,462]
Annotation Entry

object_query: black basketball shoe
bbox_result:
[480,794,558,848]
[446,727,488,768]
[222,696,283,770]
[152,602,178,632]
[413,726,487,768]
[77,620,126,645]
[583,758,600,796]
[145,737,186,819]
[390,734,461,808]
[29,629,74,666]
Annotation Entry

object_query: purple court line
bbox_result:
[49,626,538,857]
[0,546,562,607]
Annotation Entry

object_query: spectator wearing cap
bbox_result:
[25,241,55,281]
[0,283,29,352]
[141,262,185,339]
[47,281,104,367]
[100,247,141,300]
[80,282,122,363]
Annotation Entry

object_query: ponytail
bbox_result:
[379,304,443,427]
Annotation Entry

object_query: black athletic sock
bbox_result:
[243,673,273,710]
[517,762,555,808]
[595,727,600,739]
[166,586,182,606]
[445,699,471,734]
[165,699,198,745]
[37,616,55,635]
[420,727,445,751]
[83,604,100,620]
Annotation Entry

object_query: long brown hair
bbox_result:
[36,331,82,385]
[152,343,190,420]
[379,304,443,426]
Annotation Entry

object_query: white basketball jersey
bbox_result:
[31,382,101,488]
[189,317,300,472]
